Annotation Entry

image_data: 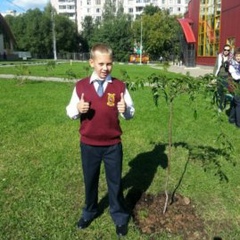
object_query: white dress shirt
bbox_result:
[66,72,135,120]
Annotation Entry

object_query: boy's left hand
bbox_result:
[117,92,126,113]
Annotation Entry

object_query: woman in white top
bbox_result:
[214,44,233,111]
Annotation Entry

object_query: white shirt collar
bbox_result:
[90,72,112,84]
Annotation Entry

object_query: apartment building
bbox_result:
[51,0,77,22]
[50,0,190,32]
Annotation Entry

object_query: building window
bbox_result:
[95,0,101,4]
[87,0,91,5]
[162,0,165,3]
[67,13,75,17]
[198,0,220,57]
[67,5,75,9]
[136,0,150,2]
[136,7,144,12]
[128,8,133,13]
[96,8,100,13]
[96,16,101,21]
[177,0,181,4]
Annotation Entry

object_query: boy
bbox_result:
[66,43,135,236]
[228,47,240,127]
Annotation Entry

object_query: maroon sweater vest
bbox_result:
[76,77,126,146]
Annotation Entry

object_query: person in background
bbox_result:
[159,56,163,63]
[214,44,233,111]
[66,43,135,237]
[3,51,7,60]
[228,47,240,127]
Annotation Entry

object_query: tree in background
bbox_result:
[5,2,181,62]
[83,1,133,62]
[80,16,96,53]
[143,4,161,16]
[5,4,80,58]
[5,9,48,57]
[132,9,181,61]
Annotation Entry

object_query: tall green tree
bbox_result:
[102,0,116,21]
[54,14,79,53]
[132,10,181,60]
[87,2,133,62]
[45,3,80,56]
[81,16,97,52]
[5,9,48,56]
[5,5,80,58]
[143,4,161,16]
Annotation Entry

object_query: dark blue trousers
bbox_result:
[217,77,228,110]
[80,142,129,225]
[229,95,240,127]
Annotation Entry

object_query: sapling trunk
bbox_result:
[163,98,173,214]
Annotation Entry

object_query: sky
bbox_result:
[0,0,48,13]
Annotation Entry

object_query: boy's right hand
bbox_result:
[77,93,90,114]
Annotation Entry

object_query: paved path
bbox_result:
[153,64,214,78]
[0,74,69,82]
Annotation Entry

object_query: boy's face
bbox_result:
[235,53,240,63]
[89,51,113,80]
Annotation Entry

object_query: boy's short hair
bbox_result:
[90,43,113,59]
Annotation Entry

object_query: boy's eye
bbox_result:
[99,63,112,67]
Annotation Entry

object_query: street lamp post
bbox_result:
[140,16,143,65]
[79,43,82,60]
[51,9,57,60]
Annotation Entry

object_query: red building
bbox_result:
[178,0,240,66]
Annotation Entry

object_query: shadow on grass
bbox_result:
[171,141,235,203]
[97,143,168,216]
[96,144,168,214]
[123,143,168,211]
[97,141,235,218]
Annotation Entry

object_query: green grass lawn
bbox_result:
[0,64,240,239]
[0,60,178,81]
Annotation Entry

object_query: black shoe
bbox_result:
[116,224,128,236]
[77,217,93,229]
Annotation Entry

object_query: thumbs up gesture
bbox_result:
[117,92,126,113]
[77,93,90,114]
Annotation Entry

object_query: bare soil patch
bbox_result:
[133,193,209,239]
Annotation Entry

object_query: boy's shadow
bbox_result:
[98,144,168,215]
[123,143,168,211]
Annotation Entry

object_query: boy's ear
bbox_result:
[89,58,94,67]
